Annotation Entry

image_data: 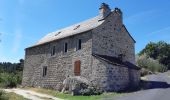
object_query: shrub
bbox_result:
[140,68,150,77]
[0,73,18,88]
[0,90,9,100]
[136,54,167,74]
[72,82,103,96]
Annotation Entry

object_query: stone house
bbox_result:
[22,3,140,92]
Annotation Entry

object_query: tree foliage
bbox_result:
[0,59,24,73]
[136,54,167,73]
[138,41,170,69]
[0,59,24,88]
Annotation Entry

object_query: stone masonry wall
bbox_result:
[129,69,140,87]
[92,10,136,64]
[91,56,130,92]
[91,10,140,90]
[22,31,93,90]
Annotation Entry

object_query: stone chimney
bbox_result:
[99,3,111,20]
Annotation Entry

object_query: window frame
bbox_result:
[51,46,55,56]
[76,39,82,51]
[43,66,47,77]
[64,42,68,53]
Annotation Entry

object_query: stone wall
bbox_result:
[22,31,93,90]
[129,69,140,87]
[91,10,140,91]
[22,8,140,92]
[91,56,130,92]
[92,10,136,64]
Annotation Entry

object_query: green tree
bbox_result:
[139,41,170,69]
[16,59,24,72]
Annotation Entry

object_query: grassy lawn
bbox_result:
[0,91,26,100]
[22,87,126,100]
[6,92,27,100]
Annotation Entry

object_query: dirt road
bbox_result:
[4,88,63,100]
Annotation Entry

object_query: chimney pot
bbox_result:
[99,3,111,20]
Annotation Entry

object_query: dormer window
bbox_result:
[64,42,68,53]
[76,39,82,50]
[51,46,55,56]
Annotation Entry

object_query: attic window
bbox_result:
[73,25,80,30]
[55,31,61,36]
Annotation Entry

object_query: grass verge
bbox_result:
[5,92,27,100]
[21,87,126,100]
[0,90,26,100]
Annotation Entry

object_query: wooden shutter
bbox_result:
[74,60,81,76]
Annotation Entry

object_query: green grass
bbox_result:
[56,92,124,100]
[0,91,26,100]
[5,92,27,100]
[22,87,126,100]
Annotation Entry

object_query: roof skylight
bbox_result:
[55,31,61,36]
[73,25,80,30]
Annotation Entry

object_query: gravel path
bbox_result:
[4,88,64,100]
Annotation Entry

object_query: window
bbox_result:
[51,46,55,56]
[43,66,47,77]
[77,39,82,50]
[64,42,68,53]
[74,60,81,76]
[118,54,124,61]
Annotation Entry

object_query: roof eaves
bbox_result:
[92,54,140,70]
[25,29,93,49]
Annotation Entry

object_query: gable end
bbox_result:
[123,25,136,43]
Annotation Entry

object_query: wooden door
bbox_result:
[74,60,81,76]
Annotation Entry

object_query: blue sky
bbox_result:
[0,0,170,63]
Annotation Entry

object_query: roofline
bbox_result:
[92,54,123,66]
[92,53,140,70]
[25,30,92,50]
[123,24,136,43]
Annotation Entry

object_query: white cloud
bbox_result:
[149,26,170,35]
[125,10,158,24]
[12,28,22,53]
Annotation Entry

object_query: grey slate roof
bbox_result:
[92,54,141,70]
[30,15,105,48]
